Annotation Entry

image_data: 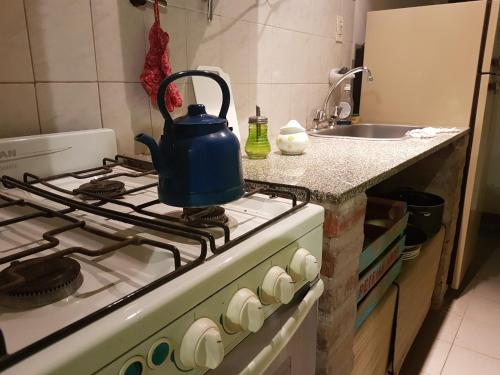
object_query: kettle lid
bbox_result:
[175,104,227,126]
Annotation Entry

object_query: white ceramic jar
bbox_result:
[276,120,309,155]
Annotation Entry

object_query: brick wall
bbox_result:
[317,193,367,375]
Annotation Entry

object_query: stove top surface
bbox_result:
[0,157,309,358]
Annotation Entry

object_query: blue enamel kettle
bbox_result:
[135,70,244,207]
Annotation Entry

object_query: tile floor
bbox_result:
[400,222,500,375]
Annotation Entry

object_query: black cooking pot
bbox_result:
[405,224,428,250]
[390,190,444,238]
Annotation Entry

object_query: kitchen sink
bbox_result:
[309,124,422,140]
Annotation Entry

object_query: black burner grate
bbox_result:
[0,155,310,370]
[14,155,310,254]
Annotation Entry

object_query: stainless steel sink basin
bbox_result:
[309,124,422,140]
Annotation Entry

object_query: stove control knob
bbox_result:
[225,288,264,333]
[260,266,295,305]
[289,248,320,282]
[179,318,224,370]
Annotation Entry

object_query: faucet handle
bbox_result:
[312,109,326,132]
[314,109,326,122]
[332,106,340,119]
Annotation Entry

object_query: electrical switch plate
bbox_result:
[336,15,344,43]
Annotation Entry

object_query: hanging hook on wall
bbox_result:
[206,0,214,22]
[131,0,212,22]
[130,0,167,9]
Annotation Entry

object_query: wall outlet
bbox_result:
[336,15,344,43]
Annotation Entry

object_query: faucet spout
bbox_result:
[314,66,374,131]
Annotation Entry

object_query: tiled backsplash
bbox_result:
[0,0,355,153]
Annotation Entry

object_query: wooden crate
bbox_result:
[356,258,401,330]
[353,285,398,375]
[358,236,404,302]
[360,197,408,273]
[393,227,446,374]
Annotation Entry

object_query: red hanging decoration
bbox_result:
[140,0,183,112]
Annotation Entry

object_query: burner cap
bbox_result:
[76,179,125,200]
[0,257,83,309]
[182,206,228,228]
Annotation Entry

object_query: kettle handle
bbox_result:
[157,70,230,127]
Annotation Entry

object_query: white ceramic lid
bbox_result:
[279,120,306,135]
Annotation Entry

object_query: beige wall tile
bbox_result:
[221,18,250,84]
[290,84,329,130]
[213,0,256,20]
[212,0,274,25]
[275,0,313,32]
[0,84,39,137]
[342,0,356,43]
[290,84,310,127]
[187,11,223,70]
[26,0,97,81]
[144,5,188,74]
[99,83,152,155]
[248,23,273,84]
[327,38,342,71]
[268,84,291,136]
[311,0,341,38]
[309,36,336,84]
[37,83,101,133]
[339,41,354,68]
[167,0,205,12]
[248,83,272,107]
[270,27,293,84]
[1,0,356,145]
[0,1,34,82]
[92,0,146,82]
[290,34,336,85]
[290,32,311,84]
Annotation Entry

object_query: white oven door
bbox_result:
[209,279,324,375]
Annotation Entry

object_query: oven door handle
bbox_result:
[239,279,324,375]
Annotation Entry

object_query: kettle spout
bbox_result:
[135,133,165,172]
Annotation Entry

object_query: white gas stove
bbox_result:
[0,129,324,375]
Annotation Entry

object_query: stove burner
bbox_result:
[76,179,126,200]
[182,206,229,228]
[0,257,83,309]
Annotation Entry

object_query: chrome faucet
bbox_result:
[312,66,374,132]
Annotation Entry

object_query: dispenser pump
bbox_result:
[245,105,270,159]
[250,106,267,125]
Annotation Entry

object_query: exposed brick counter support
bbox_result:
[317,193,367,375]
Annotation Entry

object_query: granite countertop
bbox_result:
[242,129,469,203]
